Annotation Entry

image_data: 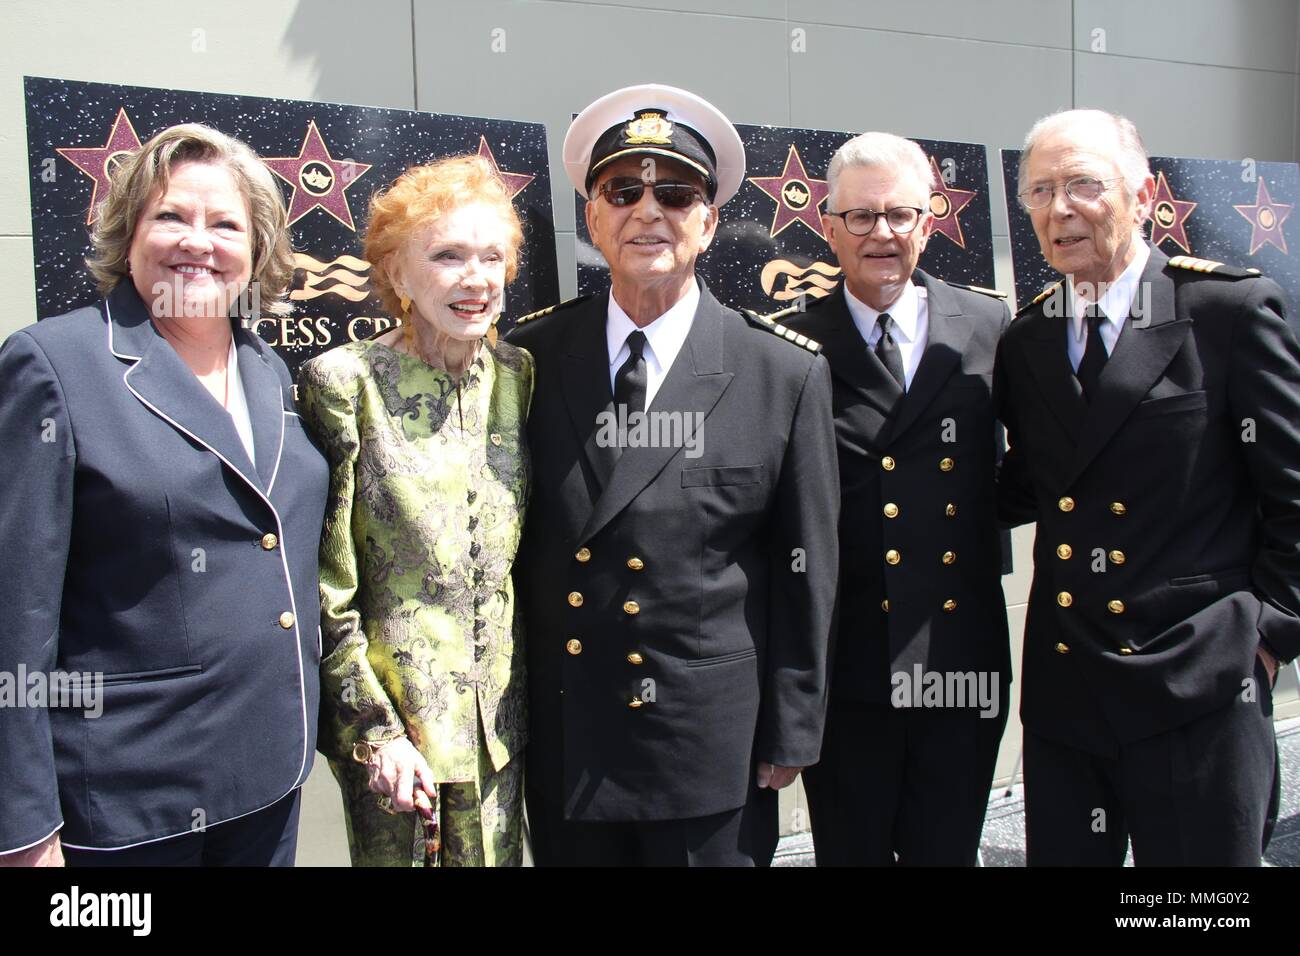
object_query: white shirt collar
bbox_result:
[1071,241,1149,338]
[606,280,699,372]
[843,279,924,344]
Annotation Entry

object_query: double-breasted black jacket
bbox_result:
[507,281,839,821]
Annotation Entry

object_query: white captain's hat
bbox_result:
[563,83,746,205]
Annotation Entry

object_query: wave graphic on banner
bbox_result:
[291,253,373,302]
[760,258,842,302]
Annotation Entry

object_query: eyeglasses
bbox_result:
[1018,176,1123,210]
[596,176,706,209]
[825,206,924,236]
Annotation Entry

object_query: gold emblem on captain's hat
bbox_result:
[625,110,674,145]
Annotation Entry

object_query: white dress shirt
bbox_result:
[606,280,699,410]
[225,336,256,468]
[843,279,930,390]
[1067,241,1149,372]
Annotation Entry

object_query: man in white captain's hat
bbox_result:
[508,84,840,865]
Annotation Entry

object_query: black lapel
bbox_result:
[558,291,619,491]
[1019,281,1088,446]
[889,270,975,440]
[578,283,735,544]
[234,329,288,491]
[108,281,265,493]
[1064,245,1187,485]
[809,283,905,417]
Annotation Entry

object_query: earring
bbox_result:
[399,294,413,349]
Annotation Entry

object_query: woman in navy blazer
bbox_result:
[0,124,328,866]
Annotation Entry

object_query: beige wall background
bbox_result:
[4,0,1299,862]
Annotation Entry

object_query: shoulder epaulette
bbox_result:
[946,281,1008,299]
[740,307,821,353]
[512,294,595,326]
[1166,255,1262,280]
[1016,281,1063,317]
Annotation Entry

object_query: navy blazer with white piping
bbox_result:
[0,279,328,852]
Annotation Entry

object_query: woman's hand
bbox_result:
[365,737,434,813]
[0,832,64,867]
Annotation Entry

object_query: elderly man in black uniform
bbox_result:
[781,132,1011,865]
[507,83,839,866]
[996,108,1300,865]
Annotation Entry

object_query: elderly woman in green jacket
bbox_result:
[299,155,531,866]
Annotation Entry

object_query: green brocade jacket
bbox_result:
[298,338,533,782]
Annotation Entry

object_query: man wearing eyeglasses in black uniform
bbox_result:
[777,131,1012,865]
[995,109,1300,865]
[507,84,839,866]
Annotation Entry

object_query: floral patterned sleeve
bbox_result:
[297,357,406,761]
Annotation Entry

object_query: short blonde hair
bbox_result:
[87,123,295,314]
[363,155,524,318]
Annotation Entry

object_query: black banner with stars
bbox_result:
[1000,149,1299,333]
[575,123,998,311]
[23,75,559,380]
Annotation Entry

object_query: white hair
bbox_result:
[1017,108,1151,200]
[826,131,937,210]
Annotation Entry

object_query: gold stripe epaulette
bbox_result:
[741,307,821,353]
[1167,255,1261,279]
[948,282,1008,299]
[512,294,594,326]
[1016,281,1062,316]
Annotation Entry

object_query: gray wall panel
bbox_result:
[789,29,1073,158]
[790,0,1073,49]
[1074,0,1299,72]
[413,0,790,249]
[1075,51,1297,161]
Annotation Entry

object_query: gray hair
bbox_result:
[1017,109,1151,200]
[826,131,937,211]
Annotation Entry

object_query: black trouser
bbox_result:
[63,788,302,867]
[526,780,778,866]
[802,697,1008,866]
[1024,662,1277,866]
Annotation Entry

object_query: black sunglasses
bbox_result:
[597,176,706,209]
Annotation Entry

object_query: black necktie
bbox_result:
[1076,306,1108,402]
[614,330,648,415]
[875,313,906,390]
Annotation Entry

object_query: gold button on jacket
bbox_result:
[1055,642,1070,654]
[1110,501,1127,515]
[1056,544,1073,559]
[1056,591,1073,607]
[1107,599,1126,614]
[939,457,954,472]
[883,503,899,518]
[567,591,584,608]
[881,456,896,471]
[566,639,582,655]
[574,547,592,563]
[885,549,901,565]
[1109,550,1126,565]
[1058,496,1075,512]
[942,599,957,612]
[627,698,644,709]
[261,533,278,551]
[942,551,956,565]
[626,557,645,571]
[278,611,295,629]
[881,599,890,612]
[623,600,640,616]
[626,653,644,665]
[945,503,957,517]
